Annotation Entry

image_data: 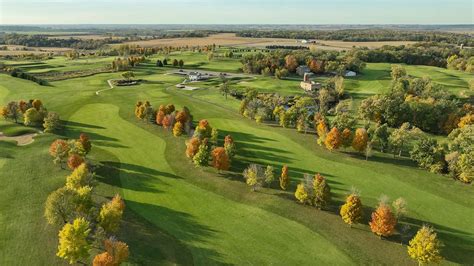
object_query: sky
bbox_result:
[0,0,473,25]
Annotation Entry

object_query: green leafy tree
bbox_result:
[44,187,77,225]
[371,123,389,152]
[43,112,61,133]
[410,136,446,173]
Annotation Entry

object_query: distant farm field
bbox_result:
[117,33,417,50]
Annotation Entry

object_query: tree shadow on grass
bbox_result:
[96,160,169,194]
[125,200,232,266]
[63,120,105,129]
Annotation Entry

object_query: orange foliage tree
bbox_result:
[155,110,165,125]
[175,110,188,124]
[285,55,298,72]
[49,139,70,157]
[185,137,201,158]
[369,203,397,238]
[67,154,84,170]
[341,128,353,149]
[93,252,114,266]
[79,133,92,154]
[352,128,368,153]
[212,147,230,171]
[162,115,172,129]
[325,127,341,151]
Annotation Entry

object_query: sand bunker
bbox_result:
[0,132,38,146]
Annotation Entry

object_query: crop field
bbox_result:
[118,33,417,50]
[0,52,473,265]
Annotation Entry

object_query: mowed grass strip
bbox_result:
[65,103,353,265]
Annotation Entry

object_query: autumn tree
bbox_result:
[194,119,212,139]
[352,128,368,153]
[43,112,61,133]
[78,133,92,155]
[316,119,328,146]
[68,154,85,170]
[243,164,264,191]
[458,113,474,128]
[285,54,298,72]
[224,135,236,160]
[185,137,201,159]
[32,99,43,110]
[264,165,275,185]
[369,201,397,238]
[2,101,20,123]
[50,139,70,168]
[156,110,165,125]
[193,140,210,167]
[280,165,290,190]
[66,163,93,190]
[211,147,230,171]
[93,252,114,266]
[340,192,363,226]
[341,128,353,150]
[325,127,341,151]
[407,226,443,265]
[295,183,309,204]
[391,64,407,80]
[24,107,44,126]
[56,217,91,264]
[334,76,345,98]
[44,187,77,225]
[162,115,172,129]
[173,121,184,137]
[98,195,125,233]
[313,173,331,209]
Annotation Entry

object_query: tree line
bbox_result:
[236,29,474,46]
[46,135,131,265]
[1,99,61,133]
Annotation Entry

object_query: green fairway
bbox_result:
[0,56,473,265]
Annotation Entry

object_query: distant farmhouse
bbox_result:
[188,71,210,81]
[300,73,321,92]
[344,70,357,77]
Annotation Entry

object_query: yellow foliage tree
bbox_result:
[173,121,184,137]
[341,128,353,149]
[56,217,91,264]
[98,195,124,233]
[66,163,92,190]
[279,165,290,190]
[325,127,341,151]
[407,225,443,265]
[313,173,331,209]
[352,128,368,153]
[458,113,474,128]
[294,183,309,204]
[340,193,363,226]
[316,120,328,146]
[369,203,397,238]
